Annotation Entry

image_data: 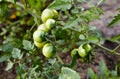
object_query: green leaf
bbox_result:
[110,34,120,41]
[70,55,77,68]
[87,68,98,79]
[26,9,41,18]
[88,26,96,31]
[99,61,109,78]
[79,34,86,40]
[62,47,70,53]
[48,0,72,11]
[14,0,16,3]
[48,58,56,65]
[63,18,81,29]
[0,2,7,17]
[28,0,35,8]
[88,36,99,43]
[108,77,120,79]
[23,40,34,51]
[11,48,23,59]
[82,7,103,22]
[110,70,117,77]
[97,0,105,6]
[5,60,14,71]
[56,40,65,45]
[0,54,11,62]
[77,0,87,2]
[108,14,120,26]
[55,28,70,40]
[59,67,81,79]
[16,76,21,79]
[16,63,27,75]
[1,42,14,52]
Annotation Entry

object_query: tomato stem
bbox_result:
[113,44,120,52]
[70,56,77,68]
[56,54,64,64]
[30,23,36,31]
[93,43,120,55]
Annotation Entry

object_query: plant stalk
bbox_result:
[56,54,64,64]
[93,43,120,55]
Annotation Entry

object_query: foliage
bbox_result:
[87,61,120,79]
[109,13,120,27]
[0,0,120,79]
[59,67,80,79]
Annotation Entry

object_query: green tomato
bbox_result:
[71,49,78,57]
[83,43,92,52]
[52,9,58,19]
[41,9,54,23]
[37,24,49,32]
[33,30,46,43]
[78,45,87,58]
[45,19,56,30]
[34,41,46,48]
[42,43,55,58]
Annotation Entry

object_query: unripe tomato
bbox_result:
[34,41,46,48]
[71,49,78,57]
[37,24,49,32]
[83,43,92,52]
[52,9,58,19]
[78,45,87,58]
[41,9,54,23]
[45,19,56,30]
[33,30,46,43]
[42,43,55,58]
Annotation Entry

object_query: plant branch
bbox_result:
[113,44,120,52]
[56,54,64,64]
[93,43,120,55]
[30,23,36,31]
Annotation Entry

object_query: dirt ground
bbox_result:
[90,0,120,38]
[0,0,120,79]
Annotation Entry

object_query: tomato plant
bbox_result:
[71,48,78,58]
[42,43,55,58]
[83,43,92,52]
[33,30,46,43]
[41,9,56,23]
[78,45,87,58]
[34,41,46,48]
[0,0,120,79]
[37,24,49,32]
[45,19,56,30]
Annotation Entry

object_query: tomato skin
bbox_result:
[45,19,56,30]
[83,44,92,52]
[42,43,55,58]
[52,9,58,19]
[34,41,46,48]
[78,45,87,58]
[41,9,54,23]
[33,30,46,43]
[37,24,49,32]
[71,49,78,57]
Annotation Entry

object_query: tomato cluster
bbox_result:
[33,9,58,58]
[71,43,92,60]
